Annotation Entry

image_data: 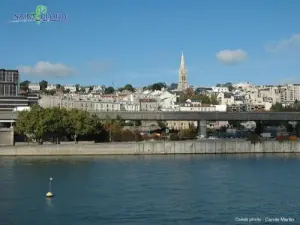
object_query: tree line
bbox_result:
[14,105,144,144]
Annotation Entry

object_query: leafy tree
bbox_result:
[183,88,195,99]
[20,80,30,92]
[123,84,134,92]
[56,84,61,90]
[67,109,95,143]
[134,120,142,126]
[75,84,80,93]
[39,80,48,91]
[191,94,211,104]
[43,107,69,143]
[296,122,300,137]
[178,127,197,140]
[104,86,115,94]
[271,102,284,112]
[210,94,219,105]
[89,86,93,92]
[151,82,167,91]
[220,126,227,132]
[15,104,48,144]
[254,121,263,135]
[157,121,166,129]
[48,89,56,96]
[285,123,293,134]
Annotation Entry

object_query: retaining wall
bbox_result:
[0,128,14,146]
[1,140,300,156]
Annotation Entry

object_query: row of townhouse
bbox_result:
[28,83,104,93]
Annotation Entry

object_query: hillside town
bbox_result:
[1,52,300,142]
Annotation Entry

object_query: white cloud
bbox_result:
[216,49,248,64]
[266,34,300,53]
[17,61,75,77]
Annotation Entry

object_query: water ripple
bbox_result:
[0,154,300,224]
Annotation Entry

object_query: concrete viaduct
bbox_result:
[1,111,300,121]
[1,111,299,138]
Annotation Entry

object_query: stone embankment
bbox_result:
[0,140,300,156]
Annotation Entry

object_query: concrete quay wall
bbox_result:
[1,140,300,156]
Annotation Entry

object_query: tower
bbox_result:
[178,51,188,91]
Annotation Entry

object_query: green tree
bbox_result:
[118,87,124,92]
[15,104,48,144]
[270,102,284,112]
[134,120,142,126]
[151,82,167,91]
[89,86,93,92]
[183,88,195,99]
[210,94,219,105]
[104,86,115,94]
[67,109,95,143]
[157,121,166,129]
[191,94,211,104]
[75,84,80,93]
[295,122,300,137]
[254,121,263,135]
[48,89,56,96]
[20,80,30,92]
[123,84,134,92]
[39,80,48,91]
[42,107,69,143]
[56,84,61,90]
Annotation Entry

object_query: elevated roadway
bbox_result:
[1,110,300,121]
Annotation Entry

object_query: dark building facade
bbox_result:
[0,69,39,111]
[0,69,19,96]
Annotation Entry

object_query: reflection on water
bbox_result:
[45,198,53,207]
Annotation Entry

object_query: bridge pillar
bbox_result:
[197,120,207,138]
[0,127,14,146]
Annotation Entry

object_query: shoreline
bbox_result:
[1,140,300,156]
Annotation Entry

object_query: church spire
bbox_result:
[178,51,188,91]
[180,51,185,69]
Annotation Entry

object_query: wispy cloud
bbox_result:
[216,49,248,65]
[17,61,75,77]
[266,34,300,53]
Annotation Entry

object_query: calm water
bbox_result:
[1,154,300,225]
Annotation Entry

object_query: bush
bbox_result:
[170,133,179,141]
[178,128,197,139]
[246,132,263,144]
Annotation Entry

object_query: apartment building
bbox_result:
[0,69,19,96]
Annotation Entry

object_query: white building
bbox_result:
[159,91,177,110]
[212,86,229,93]
[28,83,40,91]
[46,84,56,90]
[63,84,76,93]
[280,84,300,104]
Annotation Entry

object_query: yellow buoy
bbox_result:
[46,191,54,197]
[46,177,54,198]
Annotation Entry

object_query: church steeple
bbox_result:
[178,51,188,91]
[180,51,185,69]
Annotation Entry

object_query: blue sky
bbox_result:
[1,0,300,87]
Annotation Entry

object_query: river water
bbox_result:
[0,154,299,224]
